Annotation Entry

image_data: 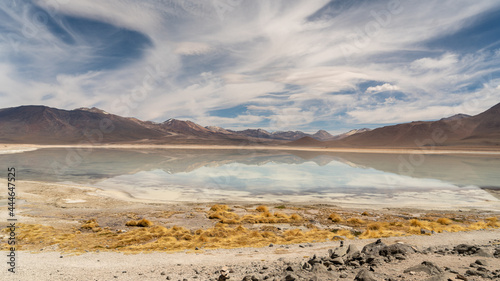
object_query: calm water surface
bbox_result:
[2,148,500,209]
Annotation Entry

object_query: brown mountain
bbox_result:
[0,106,276,145]
[329,102,500,147]
[0,106,166,144]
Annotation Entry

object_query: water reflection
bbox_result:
[2,148,499,207]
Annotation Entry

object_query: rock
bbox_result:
[475,259,488,266]
[379,243,416,257]
[284,274,297,281]
[311,263,328,273]
[362,239,387,256]
[354,269,377,281]
[423,273,455,281]
[454,244,478,255]
[420,229,433,235]
[456,274,468,280]
[242,276,259,281]
[404,261,443,275]
[269,243,273,247]
[285,266,294,272]
[301,261,312,271]
[345,244,362,261]
[331,257,344,265]
[475,248,494,257]
[329,244,348,259]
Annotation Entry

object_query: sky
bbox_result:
[1,0,500,134]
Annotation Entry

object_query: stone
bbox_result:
[475,248,494,257]
[331,257,344,265]
[362,239,387,256]
[404,261,444,275]
[454,244,478,255]
[475,259,488,266]
[379,243,416,257]
[329,244,348,259]
[354,269,377,281]
[284,274,297,281]
[346,244,362,261]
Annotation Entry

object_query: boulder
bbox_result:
[362,239,387,256]
[404,261,443,275]
[379,243,416,257]
[354,269,377,281]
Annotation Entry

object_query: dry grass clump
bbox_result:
[346,217,366,225]
[256,205,269,212]
[328,213,343,223]
[125,218,154,227]
[80,219,101,232]
[207,206,303,224]
[361,211,370,216]
[210,204,231,212]
[436,218,453,225]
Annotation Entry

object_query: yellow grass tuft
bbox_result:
[328,213,343,223]
[256,205,269,212]
[210,204,230,212]
[80,219,101,232]
[436,218,453,225]
[346,217,366,225]
[125,218,154,227]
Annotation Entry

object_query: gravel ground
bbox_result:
[2,229,499,281]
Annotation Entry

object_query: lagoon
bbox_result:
[2,148,499,209]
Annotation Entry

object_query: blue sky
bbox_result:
[1,0,500,134]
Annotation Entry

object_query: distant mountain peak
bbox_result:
[77,107,110,115]
[440,113,471,121]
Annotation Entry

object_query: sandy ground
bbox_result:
[1,229,499,281]
[0,180,499,280]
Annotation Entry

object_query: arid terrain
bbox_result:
[1,179,499,280]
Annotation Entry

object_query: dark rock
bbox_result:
[379,243,416,257]
[242,276,259,281]
[354,269,377,281]
[475,259,488,266]
[284,274,297,281]
[456,274,468,280]
[421,229,433,235]
[454,244,478,255]
[362,239,387,256]
[301,261,312,271]
[285,266,294,272]
[404,261,444,275]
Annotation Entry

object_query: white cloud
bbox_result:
[174,42,212,55]
[411,53,458,70]
[366,83,400,93]
[1,0,500,132]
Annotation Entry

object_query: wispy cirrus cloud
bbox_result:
[0,0,499,133]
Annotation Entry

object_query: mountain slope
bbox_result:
[329,103,500,147]
[0,106,166,144]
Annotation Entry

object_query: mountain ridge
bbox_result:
[0,103,499,147]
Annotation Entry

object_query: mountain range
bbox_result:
[0,103,499,147]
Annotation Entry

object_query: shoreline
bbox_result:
[2,143,500,155]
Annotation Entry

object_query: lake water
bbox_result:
[2,148,500,209]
